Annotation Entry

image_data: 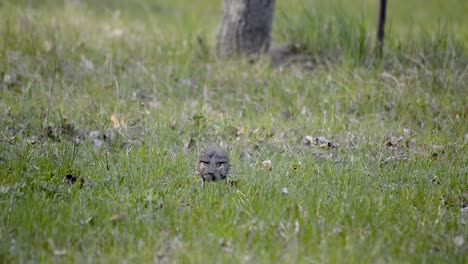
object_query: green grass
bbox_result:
[1,0,467,263]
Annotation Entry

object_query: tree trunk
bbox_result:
[216,0,276,59]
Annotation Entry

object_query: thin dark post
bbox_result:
[376,0,387,57]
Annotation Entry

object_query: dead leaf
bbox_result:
[234,124,245,137]
[260,160,272,171]
[110,114,126,129]
[251,128,260,135]
[303,135,314,145]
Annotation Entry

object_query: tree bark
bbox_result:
[216,0,276,59]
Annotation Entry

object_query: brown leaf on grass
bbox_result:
[260,160,272,171]
[183,138,195,154]
[251,128,260,136]
[229,124,245,138]
[232,124,245,137]
[302,135,314,145]
[111,114,127,129]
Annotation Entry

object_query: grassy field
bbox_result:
[1,0,467,263]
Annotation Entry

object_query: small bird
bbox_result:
[196,146,230,187]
